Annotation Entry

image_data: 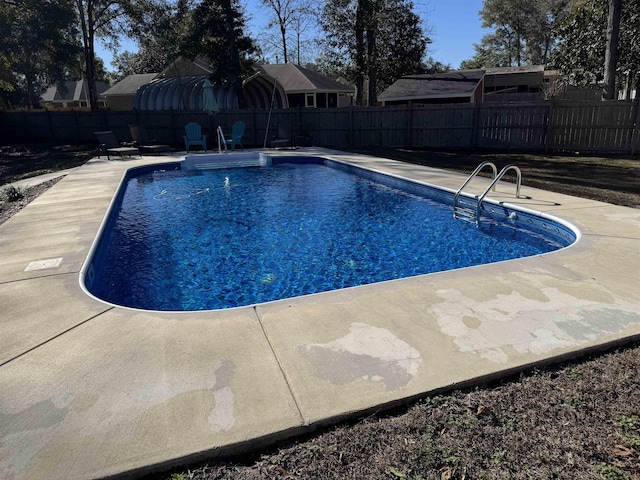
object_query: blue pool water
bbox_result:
[86,160,574,311]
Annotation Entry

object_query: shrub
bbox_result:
[0,185,25,202]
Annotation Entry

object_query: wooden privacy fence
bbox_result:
[1,100,639,154]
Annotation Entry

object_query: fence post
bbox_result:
[544,101,553,154]
[22,110,29,139]
[406,102,413,148]
[73,110,80,141]
[46,109,55,140]
[251,107,256,147]
[170,108,176,147]
[471,102,480,149]
[630,95,640,155]
[349,105,354,147]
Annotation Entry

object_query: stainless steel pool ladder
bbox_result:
[217,126,228,154]
[453,161,497,223]
[453,162,522,225]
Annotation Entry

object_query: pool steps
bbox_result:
[183,152,268,170]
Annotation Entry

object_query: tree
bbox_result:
[0,53,13,93]
[260,0,315,64]
[288,4,318,64]
[180,0,258,95]
[422,57,451,74]
[0,0,81,108]
[459,32,513,69]
[552,0,640,94]
[461,0,568,68]
[319,0,429,105]
[75,0,131,110]
[375,0,430,95]
[526,0,570,64]
[603,0,622,99]
[109,0,193,82]
[551,1,606,85]
[480,0,537,66]
[105,0,257,98]
[74,0,169,109]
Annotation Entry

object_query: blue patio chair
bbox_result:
[183,122,207,152]
[224,121,245,151]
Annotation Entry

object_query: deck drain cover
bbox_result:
[25,257,63,271]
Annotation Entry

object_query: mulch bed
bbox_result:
[0,177,63,225]
[0,142,94,185]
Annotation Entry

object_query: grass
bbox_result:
[2,143,640,479]
[346,147,640,208]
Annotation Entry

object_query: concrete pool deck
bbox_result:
[1,148,639,479]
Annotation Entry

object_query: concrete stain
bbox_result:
[431,287,640,363]
[298,323,422,391]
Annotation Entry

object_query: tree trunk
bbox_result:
[76,0,99,111]
[25,52,35,109]
[26,75,34,109]
[366,25,376,107]
[280,23,288,63]
[221,0,244,107]
[603,0,622,100]
[354,0,366,106]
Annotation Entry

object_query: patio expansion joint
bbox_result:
[251,305,307,426]
[581,231,640,241]
[0,269,79,287]
[0,306,114,369]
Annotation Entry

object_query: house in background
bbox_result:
[100,73,158,110]
[379,70,485,105]
[379,66,553,105]
[260,64,355,108]
[102,60,355,111]
[129,57,288,111]
[104,57,288,111]
[41,80,109,109]
[483,65,545,95]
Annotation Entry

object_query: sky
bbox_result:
[425,0,486,68]
[95,0,487,72]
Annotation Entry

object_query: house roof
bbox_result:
[101,73,158,96]
[485,65,545,76]
[379,70,485,102]
[259,64,355,93]
[41,80,110,103]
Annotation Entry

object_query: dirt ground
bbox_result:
[1,144,640,479]
[0,142,94,224]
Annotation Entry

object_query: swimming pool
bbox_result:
[84,157,576,311]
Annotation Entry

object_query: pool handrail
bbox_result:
[453,161,498,223]
[476,164,522,220]
[217,126,228,154]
